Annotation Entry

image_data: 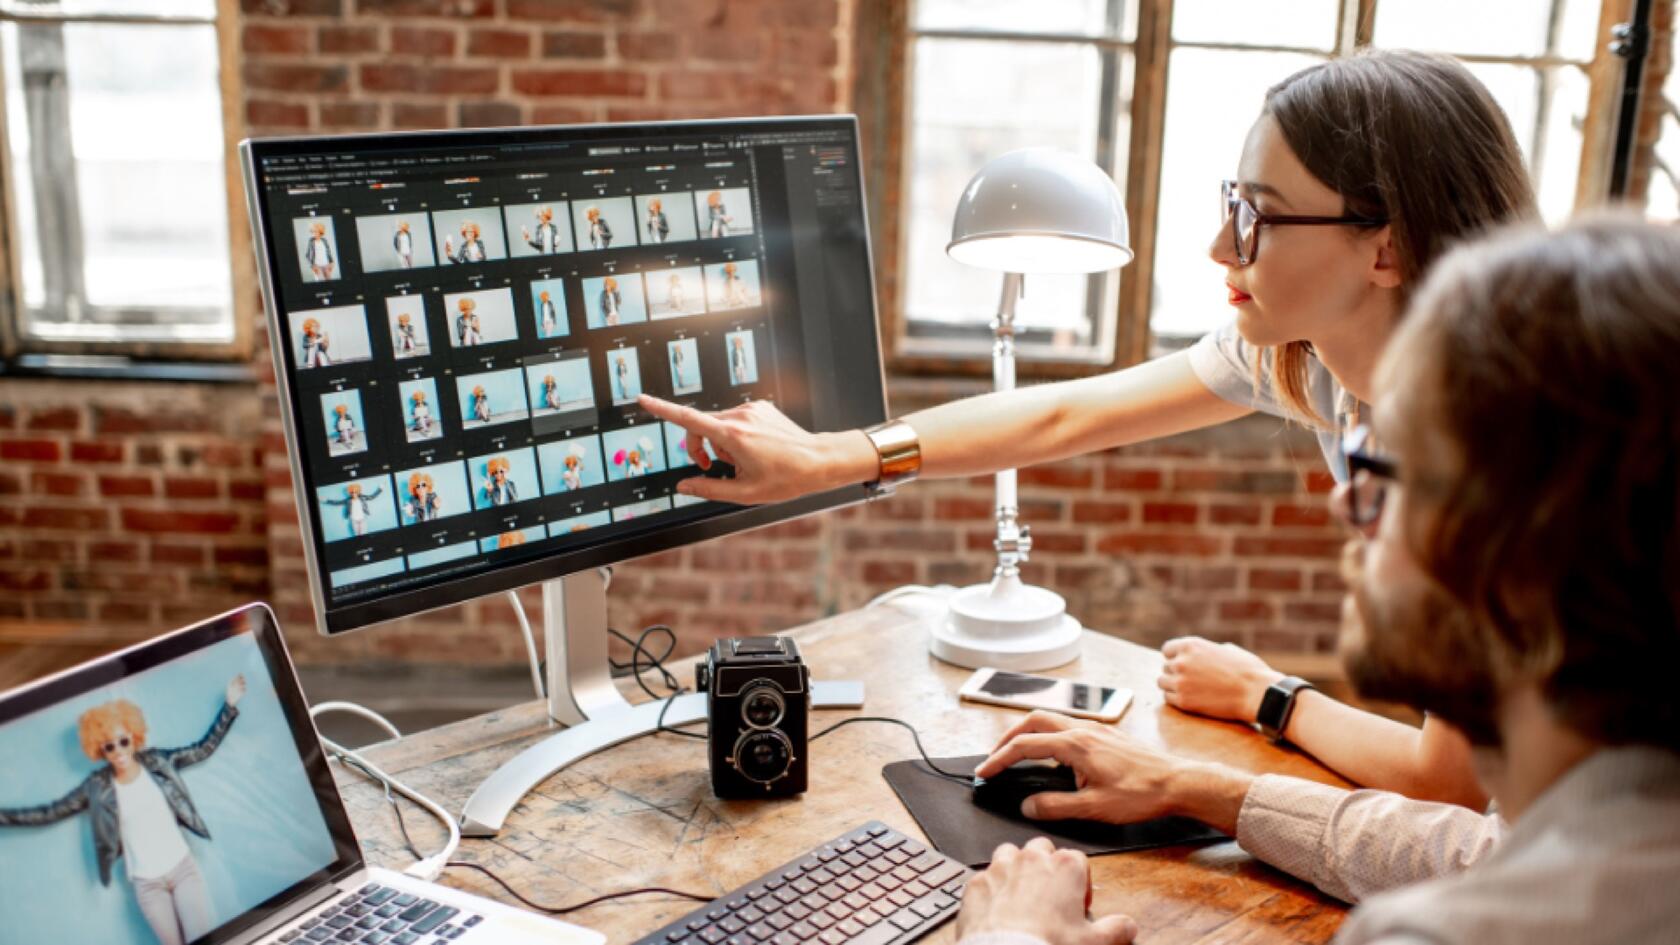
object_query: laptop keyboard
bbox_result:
[279,883,485,945]
[631,821,972,945]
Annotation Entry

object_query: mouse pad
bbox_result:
[882,755,1227,867]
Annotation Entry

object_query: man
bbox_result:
[955,217,1680,945]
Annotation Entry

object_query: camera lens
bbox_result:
[731,729,794,785]
[741,686,785,729]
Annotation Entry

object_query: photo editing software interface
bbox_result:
[252,121,877,615]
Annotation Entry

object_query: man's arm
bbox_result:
[0,779,91,827]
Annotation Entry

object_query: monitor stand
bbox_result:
[459,569,866,837]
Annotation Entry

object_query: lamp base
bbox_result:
[929,571,1083,672]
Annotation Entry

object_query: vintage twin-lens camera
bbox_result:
[696,636,809,798]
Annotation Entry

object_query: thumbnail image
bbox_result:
[288,304,371,370]
[664,420,697,469]
[444,286,519,348]
[406,541,477,571]
[480,526,546,553]
[573,196,636,252]
[538,434,606,494]
[394,459,471,526]
[604,347,643,406]
[355,212,436,272]
[648,266,706,319]
[696,187,753,239]
[386,295,430,359]
[673,492,707,508]
[612,496,673,522]
[505,201,575,257]
[635,192,699,245]
[315,474,398,543]
[456,367,531,430]
[330,555,405,589]
[581,273,648,329]
[469,447,539,510]
[432,207,509,265]
[602,423,667,482]
[706,258,763,311]
[525,357,594,417]
[292,215,341,283]
[320,389,367,457]
[529,278,569,340]
[667,337,701,395]
[550,509,611,536]
[398,377,444,443]
[726,329,760,386]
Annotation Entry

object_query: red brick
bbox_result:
[507,0,635,22]
[530,103,597,124]
[1102,467,1163,491]
[121,509,240,535]
[932,497,993,521]
[89,541,143,563]
[99,475,155,498]
[1183,566,1239,591]
[1248,567,1303,591]
[25,407,81,432]
[843,529,954,554]
[100,601,156,624]
[615,30,678,61]
[863,496,924,521]
[1172,468,1299,494]
[690,546,776,572]
[0,404,13,429]
[94,407,213,436]
[1016,465,1094,490]
[1304,470,1337,494]
[0,471,20,495]
[1,438,61,462]
[774,29,839,69]
[1232,536,1345,558]
[1219,599,1275,621]
[33,599,90,621]
[32,471,86,497]
[391,102,450,129]
[136,444,165,465]
[242,63,349,94]
[1209,502,1263,526]
[361,64,499,96]
[543,30,608,58]
[1096,533,1224,557]
[21,539,78,563]
[1020,530,1086,554]
[1284,601,1342,623]
[229,478,265,502]
[1273,503,1332,528]
[0,569,51,592]
[1311,569,1346,592]
[1071,500,1132,524]
[861,560,916,585]
[459,101,523,128]
[23,506,108,531]
[152,544,208,566]
[214,546,270,568]
[243,24,311,55]
[319,101,381,128]
[165,477,221,500]
[1142,501,1199,525]
[467,28,532,58]
[686,27,765,63]
[359,0,493,13]
[72,440,124,464]
[318,25,379,55]
[241,0,341,12]
[511,68,646,98]
[247,99,310,130]
[391,26,458,57]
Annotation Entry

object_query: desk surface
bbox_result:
[338,603,1351,944]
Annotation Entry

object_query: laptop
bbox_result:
[0,603,603,945]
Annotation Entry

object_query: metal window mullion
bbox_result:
[0,11,213,27]
[18,20,84,326]
[1086,0,1129,355]
[1528,0,1572,190]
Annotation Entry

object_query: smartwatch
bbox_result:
[1256,676,1315,744]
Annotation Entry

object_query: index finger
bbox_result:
[638,394,732,443]
[975,732,1084,779]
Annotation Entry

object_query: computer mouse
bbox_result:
[971,763,1080,818]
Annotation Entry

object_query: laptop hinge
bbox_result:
[223,865,364,945]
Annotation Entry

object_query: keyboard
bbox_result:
[632,821,972,945]
[276,882,484,944]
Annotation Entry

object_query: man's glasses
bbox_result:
[101,736,132,755]
[1337,425,1398,527]
[1221,180,1388,266]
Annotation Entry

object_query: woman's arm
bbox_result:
[164,675,245,769]
[639,349,1251,504]
[0,780,91,826]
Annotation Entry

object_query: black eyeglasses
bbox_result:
[1338,425,1398,527]
[1221,180,1388,266]
[101,736,132,754]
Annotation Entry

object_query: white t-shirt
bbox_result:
[113,771,192,880]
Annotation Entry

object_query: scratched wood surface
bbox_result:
[338,604,1351,944]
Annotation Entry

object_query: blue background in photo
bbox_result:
[328,556,405,588]
[525,359,593,413]
[443,288,519,348]
[393,460,471,526]
[612,496,672,522]
[397,377,443,439]
[455,368,529,427]
[385,295,431,357]
[667,338,701,393]
[550,510,611,536]
[0,633,339,945]
[319,389,365,446]
[315,475,397,542]
[581,274,648,329]
[529,278,570,339]
[467,447,539,510]
[289,305,372,367]
[430,207,509,264]
[604,349,642,404]
[571,197,637,252]
[537,435,606,494]
[405,541,477,571]
[727,330,760,385]
[479,526,546,553]
[664,421,696,469]
[602,423,667,482]
[634,193,699,244]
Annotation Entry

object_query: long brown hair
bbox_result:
[1260,49,1537,424]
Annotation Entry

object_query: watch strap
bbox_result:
[1257,675,1315,744]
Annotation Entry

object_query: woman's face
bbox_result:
[102,727,137,770]
[1208,114,1395,348]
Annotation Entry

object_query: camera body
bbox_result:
[696,636,809,798]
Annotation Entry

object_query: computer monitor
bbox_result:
[240,117,886,636]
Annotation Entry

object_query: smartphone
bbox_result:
[958,667,1133,722]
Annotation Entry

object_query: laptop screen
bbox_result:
[0,606,361,945]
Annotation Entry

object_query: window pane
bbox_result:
[0,0,214,18]
[914,0,1124,40]
[3,20,234,344]
[1172,0,1339,51]
[1462,62,1588,224]
[1646,40,1680,222]
[1150,47,1321,339]
[902,37,1121,357]
[1373,0,1599,61]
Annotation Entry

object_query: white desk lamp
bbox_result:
[930,148,1133,671]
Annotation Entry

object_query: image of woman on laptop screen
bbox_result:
[0,676,246,945]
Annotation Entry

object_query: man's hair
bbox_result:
[78,700,148,761]
[1382,214,1680,750]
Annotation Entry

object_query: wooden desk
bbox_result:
[337,604,1351,944]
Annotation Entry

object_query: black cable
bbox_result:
[611,623,708,740]
[810,716,975,784]
[442,860,711,915]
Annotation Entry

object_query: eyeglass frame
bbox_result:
[1339,425,1399,527]
[1221,180,1389,266]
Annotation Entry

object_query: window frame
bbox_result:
[0,0,255,366]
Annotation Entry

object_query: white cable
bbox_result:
[506,591,545,701]
[865,584,958,609]
[309,702,459,881]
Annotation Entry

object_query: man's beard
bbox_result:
[1339,541,1505,747]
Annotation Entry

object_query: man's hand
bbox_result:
[976,711,1253,833]
[955,837,1138,945]
[226,674,247,708]
[636,395,879,504]
[1158,636,1285,723]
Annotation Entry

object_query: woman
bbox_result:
[641,49,1536,811]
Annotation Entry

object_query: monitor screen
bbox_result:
[242,117,886,634]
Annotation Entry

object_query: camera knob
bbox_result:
[730,728,795,785]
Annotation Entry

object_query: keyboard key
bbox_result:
[398,901,438,923]
[771,934,799,945]
[718,917,746,934]
[819,932,846,945]
[790,922,818,939]
[889,909,921,932]
[362,933,389,945]
[377,905,400,918]
[876,835,905,851]
[356,916,381,930]
[736,905,765,924]
[366,888,399,906]
[393,895,418,907]
[381,918,406,932]
[305,931,332,943]
[836,919,863,937]
[910,897,944,920]
[798,892,827,912]
[925,862,966,888]
[867,825,888,837]
[767,913,795,931]
[808,911,835,930]
[394,935,420,945]
[745,923,774,941]
[784,904,811,922]
[887,889,914,909]
[698,928,725,944]
[410,906,458,935]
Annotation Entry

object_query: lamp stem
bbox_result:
[991,272,1029,582]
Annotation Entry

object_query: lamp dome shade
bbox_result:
[947,148,1132,274]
